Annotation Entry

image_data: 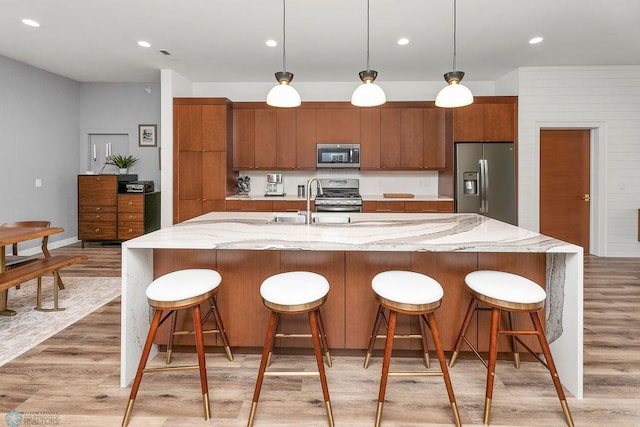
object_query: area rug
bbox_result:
[0,276,121,367]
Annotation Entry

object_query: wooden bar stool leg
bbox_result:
[508,311,520,368]
[316,308,332,368]
[483,308,501,425]
[364,305,385,368]
[530,312,575,427]
[122,309,163,427]
[248,311,278,427]
[309,309,335,427]
[427,312,462,427]
[266,313,281,367]
[449,298,476,367]
[210,297,234,361]
[418,314,431,369]
[192,304,211,420]
[375,310,397,427]
[165,311,177,364]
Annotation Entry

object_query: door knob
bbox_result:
[581,194,591,201]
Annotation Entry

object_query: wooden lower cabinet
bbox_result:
[117,192,161,240]
[363,200,454,213]
[151,249,545,355]
[225,199,310,212]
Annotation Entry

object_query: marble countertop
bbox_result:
[124,211,579,254]
[225,194,454,202]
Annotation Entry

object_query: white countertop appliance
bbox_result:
[264,173,285,196]
[314,178,362,212]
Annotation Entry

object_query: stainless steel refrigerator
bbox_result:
[455,142,516,225]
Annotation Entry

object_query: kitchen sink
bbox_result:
[267,215,351,224]
[268,215,307,224]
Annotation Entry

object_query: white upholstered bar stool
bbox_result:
[366,271,461,427]
[122,269,220,427]
[248,271,334,427]
[165,271,233,364]
[449,270,574,426]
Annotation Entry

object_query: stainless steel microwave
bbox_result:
[316,144,360,168]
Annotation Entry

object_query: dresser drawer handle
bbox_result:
[128,228,133,233]
[95,215,101,219]
[95,228,100,232]
[95,207,101,212]
[128,201,133,206]
[129,215,134,219]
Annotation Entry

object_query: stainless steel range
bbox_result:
[314,178,362,212]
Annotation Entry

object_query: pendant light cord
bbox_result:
[452,0,457,72]
[366,0,371,70]
[282,0,287,72]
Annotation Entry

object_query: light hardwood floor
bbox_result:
[1,244,639,426]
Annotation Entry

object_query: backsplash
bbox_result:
[239,170,439,197]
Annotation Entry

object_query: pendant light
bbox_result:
[266,0,301,108]
[351,0,386,107]
[435,0,473,108]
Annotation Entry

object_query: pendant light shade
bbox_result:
[267,0,300,108]
[267,71,301,108]
[351,0,386,107]
[436,0,473,108]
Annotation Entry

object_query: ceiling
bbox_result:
[1,0,639,84]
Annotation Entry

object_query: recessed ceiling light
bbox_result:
[397,38,410,46]
[137,40,151,48]
[265,39,278,47]
[529,36,544,45]
[21,18,40,27]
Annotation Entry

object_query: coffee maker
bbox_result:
[264,173,285,196]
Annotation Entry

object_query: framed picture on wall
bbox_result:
[138,124,157,147]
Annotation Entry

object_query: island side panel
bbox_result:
[477,252,547,352]
[279,251,346,348]
[215,249,281,347]
[152,249,219,346]
[411,252,478,349]
[344,251,412,349]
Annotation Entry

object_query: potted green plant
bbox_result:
[107,154,138,174]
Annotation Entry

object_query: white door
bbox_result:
[88,134,129,173]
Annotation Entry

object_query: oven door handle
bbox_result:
[315,205,362,212]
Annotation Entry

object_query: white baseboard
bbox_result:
[15,236,81,256]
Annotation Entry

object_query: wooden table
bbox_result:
[0,226,64,316]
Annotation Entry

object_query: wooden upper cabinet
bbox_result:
[316,108,361,143]
[379,107,445,170]
[423,108,446,169]
[276,109,296,169]
[380,109,401,168]
[360,108,381,169]
[484,103,515,141]
[175,105,203,151]
[233,108,255,169]
[400,108,424,169]
[453,101,515,142]
[202,105,227,151]
[254,109,277,169]
[296,108,317,169]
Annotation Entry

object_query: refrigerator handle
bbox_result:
[480,159,489,214]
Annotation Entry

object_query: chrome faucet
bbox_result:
[302,177,323,224]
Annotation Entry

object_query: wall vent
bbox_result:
[158,49,172,56]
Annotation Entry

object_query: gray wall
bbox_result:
[0,55,80,245]
[79,82,161,185]
[0,55,161,251]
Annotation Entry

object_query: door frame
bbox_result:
[533,122,607,256]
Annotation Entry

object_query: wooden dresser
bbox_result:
[78,175,160,246]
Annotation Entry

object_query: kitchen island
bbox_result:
[120,211,583,399]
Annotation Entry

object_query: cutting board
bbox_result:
[383,193,415,198]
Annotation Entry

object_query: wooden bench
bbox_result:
[0,255,87,312]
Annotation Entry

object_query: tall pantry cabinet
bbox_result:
[173,98,237,223]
